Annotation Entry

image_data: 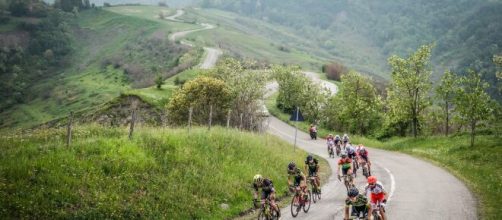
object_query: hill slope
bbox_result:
[198,0,502,100]
[0,6,199,129]
[0,126,327,219]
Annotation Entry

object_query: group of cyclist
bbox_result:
[252,132,387,219]
[252,155,321,218]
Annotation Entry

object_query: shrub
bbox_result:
[322,62,348,81]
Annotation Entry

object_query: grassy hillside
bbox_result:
[0,7,199,129]
[0,125,328,219]
[198,0,502,100]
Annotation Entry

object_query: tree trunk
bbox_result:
[445,101,449,136]
[470,120,476,148]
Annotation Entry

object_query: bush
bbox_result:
[322,62,348,81]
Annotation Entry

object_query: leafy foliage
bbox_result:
[167,76,232,125]
[434,70,459,136]
[208,58,268,129]
[324,71,383,135]
[454,70,494,147]
[274,65,329,123]
[386,45,433,137]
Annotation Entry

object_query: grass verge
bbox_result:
[0,125,328,219]
[266,92,501,219]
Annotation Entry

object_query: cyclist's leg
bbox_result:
[269,190,280,216]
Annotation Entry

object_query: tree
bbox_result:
[454,70,494,147]
[387,45,433,137]
[494,55,502,93]
[8,0,29,16]
[333,71,383,135]
[435,70,459,136]
[322,61,348,81]
[273,65,328,123]
[167,76,232,125]
[208,58,268,129]
[155,75,164,89]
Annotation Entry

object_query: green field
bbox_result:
[0,7,200,130]
[0,125,328,219]
[123,68,205,108]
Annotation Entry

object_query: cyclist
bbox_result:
[344,187,369,220]
[356,144,371,176]
[326,134,335,153]
[337,151,354,185]
[287,162,308,200]
[309,124,318,140]
[365,176,387,220]
[304,155,321,193]
[252,174,281,217]
[346,143,357,161]
[346,143,358,175]
[335,134,342,146]
[342,134,350,149]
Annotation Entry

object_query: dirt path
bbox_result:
[166,9,221,69]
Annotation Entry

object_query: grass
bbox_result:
[123,68,206,108]
[361,135,502,220]
[266,92,502,220]
[0,125,328,219]
[0,8,199,130]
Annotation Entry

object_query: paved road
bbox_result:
[166,9,222,69]
[264,76,477,219]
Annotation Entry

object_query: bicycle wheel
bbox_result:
[257,210,266,220]
[290,195,300,217]
[311,184,317,203]
[303,191,311,213]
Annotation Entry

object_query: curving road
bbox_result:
[166,9,222,69]
[264,76,477,219]
[166,10,477,219]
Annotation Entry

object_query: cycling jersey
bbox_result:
[345,194,368,208]
[338,158,352,169]
[343,136,349,142]
[305,159,319,176]
[293,173,305,186]
[365,181,386,204]
[253,178,276,199]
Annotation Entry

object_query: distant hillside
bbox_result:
[0,2,198,129]
[198,0,502,101]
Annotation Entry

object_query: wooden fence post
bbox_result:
[226,109,231,128]
[129,110,136,139]
[66,112,73,147]
[239,113,244,130]
[188,106,193,133]
[208,104,213,130]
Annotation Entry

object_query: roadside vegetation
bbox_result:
[0,2,201,129]
[0,125,328,219]
[267,44,501,219]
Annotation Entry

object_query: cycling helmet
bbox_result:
[307,155,313,162]
[328,134,333,137]
[344,134,347,136]
[253,174,263,184]
[348,187,359,197]
[368,176,377,184]
[341,151,347,158]
[288,162,296,170]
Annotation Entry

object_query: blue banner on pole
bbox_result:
[290,107,305,121]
